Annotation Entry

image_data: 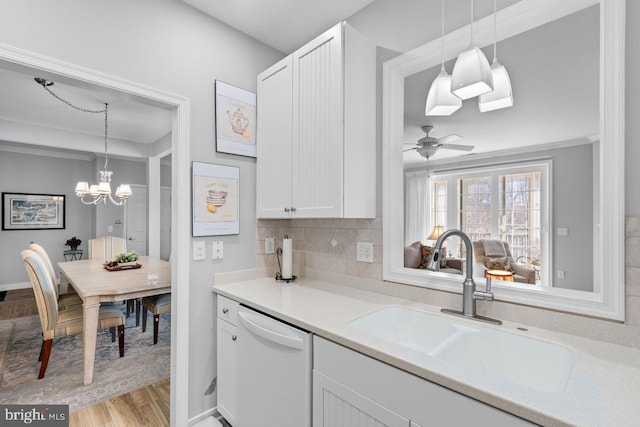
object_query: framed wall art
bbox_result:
[215,80,257,158]
[192,162,240,236]
[2,192,65,231]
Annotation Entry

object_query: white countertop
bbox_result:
[213,275,640,426]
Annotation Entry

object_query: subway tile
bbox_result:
[372,229,383,246]
[627,217,640,236]
[626,237,640,267]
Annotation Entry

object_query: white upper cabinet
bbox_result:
[257,22,376,219]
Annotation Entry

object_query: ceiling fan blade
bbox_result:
[440,143,475,151]
[437,134,462,145]
[403,147,418,152]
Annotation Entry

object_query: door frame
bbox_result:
[125,184,149,255]
[0,42,191,426]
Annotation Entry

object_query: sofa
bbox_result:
[404,242,463,274]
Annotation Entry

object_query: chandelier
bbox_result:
[35,78,132,205]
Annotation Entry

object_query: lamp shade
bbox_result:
[478,60,513,112]
[425,70,462,116]
[75,181,89,194]
[97,181,111,195]
[115,184,132,198]
[451,46,494,100]
[428,225,445,241]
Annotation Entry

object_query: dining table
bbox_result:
[57,256,171,385]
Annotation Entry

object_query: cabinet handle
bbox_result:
[284,207,290,212]
[290,207,296,212]
[232,335,237,341]
[222,308,229,314]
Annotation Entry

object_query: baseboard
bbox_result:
[0,282,31,292]
[188,407,218,426]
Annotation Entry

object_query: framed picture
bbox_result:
[215,80,257,158]
[192,162,240,236]
[2,192,65,231]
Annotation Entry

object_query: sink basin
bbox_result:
[350,306,573,393]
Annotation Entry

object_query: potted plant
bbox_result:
[65,237,81,251]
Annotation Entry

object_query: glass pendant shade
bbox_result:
[451,46,494,100]
[425,70,462,116]
[478,62,513,112]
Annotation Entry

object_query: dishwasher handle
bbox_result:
[238,310,304,350]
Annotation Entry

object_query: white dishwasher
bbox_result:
[236,305,312,427]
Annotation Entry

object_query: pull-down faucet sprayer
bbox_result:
[428,229,502,325]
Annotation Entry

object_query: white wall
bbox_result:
[626,0,640,215]
[0,149,93,285]
[0,0,283,418]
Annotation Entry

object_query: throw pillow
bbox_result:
[408,241,448,269]
[484,256,512,272]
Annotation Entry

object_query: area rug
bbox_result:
[0,306,170,411]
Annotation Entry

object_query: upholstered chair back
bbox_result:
[21,249,59,334]
[28,243,59,298]
[88,236,127,260]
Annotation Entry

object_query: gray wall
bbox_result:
[0,0,283,418]
[0,150,93,285]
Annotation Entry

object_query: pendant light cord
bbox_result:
[36,80,110,173]
[440,0,445,71]
[493,0,497,61]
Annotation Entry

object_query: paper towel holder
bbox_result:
[275,246,296,283]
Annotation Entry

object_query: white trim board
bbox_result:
[0,282,31,292]
[0,42,192,425]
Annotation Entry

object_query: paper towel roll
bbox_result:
[282,236,293,279]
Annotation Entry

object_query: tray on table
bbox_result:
[103,262,142,271]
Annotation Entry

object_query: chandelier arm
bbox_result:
[107,193,126,206]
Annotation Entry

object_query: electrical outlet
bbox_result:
[557,270,565,279]
[356,242,373,263]
[265,237,275,254]
[212,241,223,260]
[193,241,205,261]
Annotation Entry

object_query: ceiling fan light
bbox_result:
[425,70,462,116]
[451,46,494,100]
[478,60,513,112]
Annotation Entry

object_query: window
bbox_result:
[428,161,549,285]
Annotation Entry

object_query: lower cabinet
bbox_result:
[216,296,239,425]
[313,336,534,427]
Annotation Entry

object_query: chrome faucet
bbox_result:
[427,229,502,325]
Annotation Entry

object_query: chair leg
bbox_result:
[142,306,148,332]
[153,314,160,345]
[135,299,141,327]
[38,339,52,379]
[118,325,125,357]
[110,326,116,342]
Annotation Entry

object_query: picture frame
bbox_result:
[215,80,257,158]
[192,162,240,236]
[2,192,66,231]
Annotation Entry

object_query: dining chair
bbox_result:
[88,235,127,260]
[28,243,82,310]
[141,293,171,344]
[21,249,126,379]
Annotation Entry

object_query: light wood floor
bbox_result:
[0,288,39,320]
[70,378,170,427]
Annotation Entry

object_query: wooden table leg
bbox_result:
[82,296,100,385]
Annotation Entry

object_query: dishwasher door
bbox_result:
[236,305,312,427]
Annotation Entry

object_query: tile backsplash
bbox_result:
[257,217,640,348]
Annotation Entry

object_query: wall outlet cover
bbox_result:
[356,242,373,263]
[265,237,275,254]
[212,241,223,260]
[193,241,206,261]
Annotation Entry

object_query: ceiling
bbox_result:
[0,0,599,164]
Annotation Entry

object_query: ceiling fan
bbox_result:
[404,125,474,160]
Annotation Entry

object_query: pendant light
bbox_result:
[479,0,514,112]
[451,0,494,100]
[425,0,462,116]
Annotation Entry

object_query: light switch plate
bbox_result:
[212,241,223,260]
[557,227,569,236]
[265,237,275,254]
[193,241,206,261]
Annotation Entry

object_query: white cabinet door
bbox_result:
[256,56,294,218]
[313,370,409,427]
[291,23,344,218]
[216,318,238,425]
